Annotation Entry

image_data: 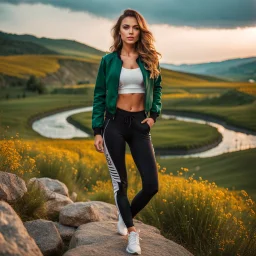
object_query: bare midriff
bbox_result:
[116,93,145,112]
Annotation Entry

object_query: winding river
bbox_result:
[32,106,256,159]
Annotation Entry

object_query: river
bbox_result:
[32,106,256,158]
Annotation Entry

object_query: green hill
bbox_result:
[0,37,59,56]
[0,30,105,59]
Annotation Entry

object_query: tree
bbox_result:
[26,75,38,92]
[26,75,46,94]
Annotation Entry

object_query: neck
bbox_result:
[120,44,137,56]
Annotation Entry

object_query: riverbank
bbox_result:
[27,104,87,129]
[162,108,256,136]
[153,135,223,157]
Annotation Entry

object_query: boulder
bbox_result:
[0,200,43,256]
[27,177,74,218]
[59,201,117,227]
[53,222,77,253]
[0,171,27,203]
[27,177,69,198]
[24,219,64,256]
[53,222,77,243]
[28,177,69,197]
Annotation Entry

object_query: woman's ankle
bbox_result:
[128,226,136,233]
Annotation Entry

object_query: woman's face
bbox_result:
[119,16,140,45]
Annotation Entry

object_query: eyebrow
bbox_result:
[122,24,139,27]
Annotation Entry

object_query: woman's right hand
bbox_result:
[94,134,104,153]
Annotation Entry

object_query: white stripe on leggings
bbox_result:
[103,119,122,215]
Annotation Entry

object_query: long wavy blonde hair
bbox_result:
[109,9,162,80]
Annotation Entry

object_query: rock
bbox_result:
[27,177,73,219]
[53,222,77,243]
[27,177,69,197]
[0,201,43,256]
[53,222,78,253]
[0,171,27,203]
[27,177,56,200]
[59,201,118,227]
[70,192,77,202]
[63,220,193,256]
[36,193,74,219]
[24,219,64,256]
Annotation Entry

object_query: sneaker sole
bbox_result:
[126,247,141,255]
[117,223,128,236]
[118,230,128,236]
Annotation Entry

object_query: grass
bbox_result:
[1,137,255,256]
[0,94,91,139]
[163,100,256,132]
[156,148,256,201]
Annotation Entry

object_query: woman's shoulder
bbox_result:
[102,51,117,62]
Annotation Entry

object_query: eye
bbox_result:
[123,26,140,30]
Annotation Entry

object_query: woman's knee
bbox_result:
[117,181,128,196]
[143,182,159,196]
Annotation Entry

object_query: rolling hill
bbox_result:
[0,30,252,88]
[161,57,256,82]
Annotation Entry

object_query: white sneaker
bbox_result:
[117,213,128,236]
[126,229,142,255]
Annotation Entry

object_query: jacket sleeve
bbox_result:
[92,57,106,136]
[149,62,162,123]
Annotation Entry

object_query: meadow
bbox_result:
[1,137,255,256]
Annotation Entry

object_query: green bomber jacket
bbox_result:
[92,50,162,136]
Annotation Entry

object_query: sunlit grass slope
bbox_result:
[0,54,101,79]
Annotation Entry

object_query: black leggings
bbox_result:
[102,107,159,228]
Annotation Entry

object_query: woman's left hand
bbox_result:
[141,117,155,128]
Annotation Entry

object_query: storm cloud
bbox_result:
[0,0,255,29]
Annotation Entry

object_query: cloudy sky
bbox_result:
[0,0,255,64]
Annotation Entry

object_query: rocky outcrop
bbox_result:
[0,172,194,256]
[42,59,99,87]
[64,220,193,256]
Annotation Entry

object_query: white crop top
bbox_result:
[118,67,145,94]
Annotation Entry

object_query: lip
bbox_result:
[127,37,134,39]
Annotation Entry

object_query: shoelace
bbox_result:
[124,115,135,128]
[128,229,143,245]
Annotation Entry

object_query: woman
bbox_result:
[92,9,162,255]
